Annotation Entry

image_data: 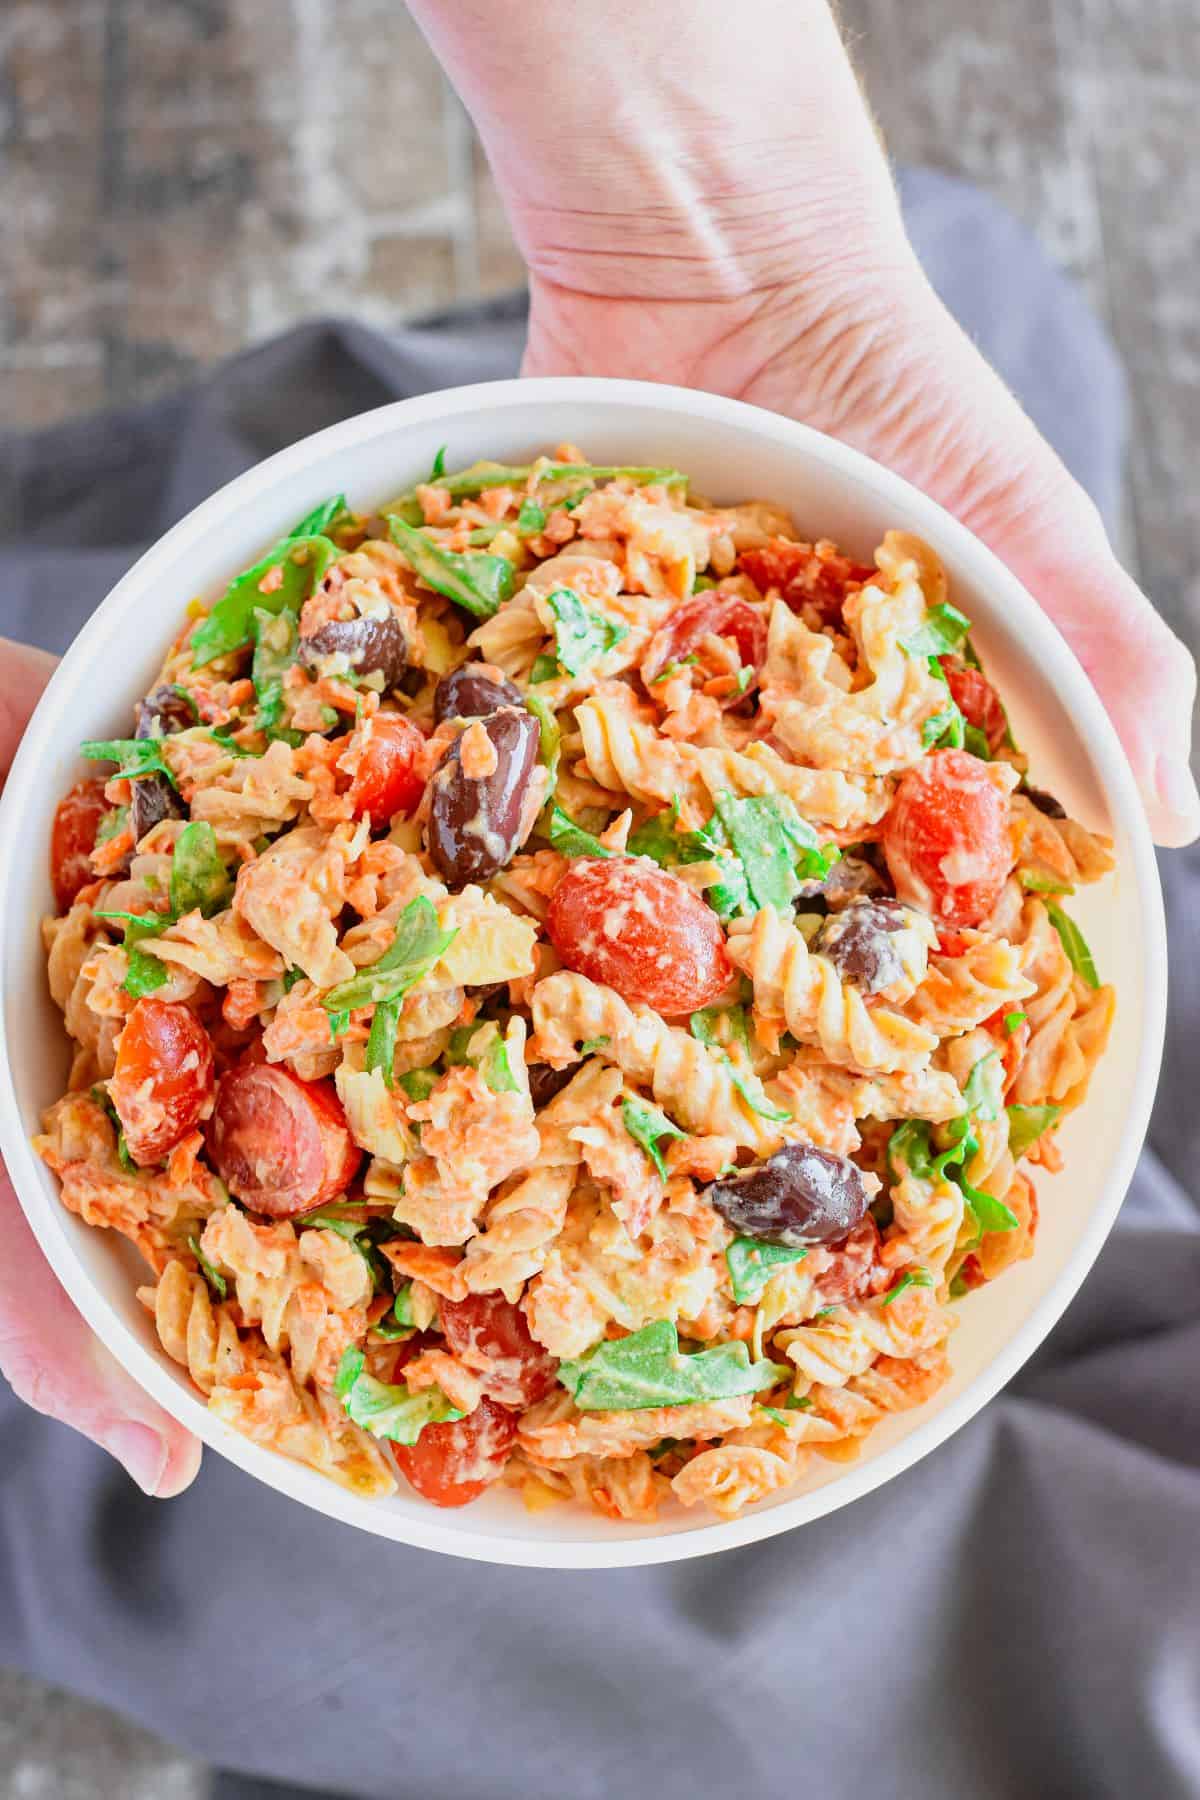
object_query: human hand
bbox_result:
[0,641,201,1495]
[412,0,1198,844]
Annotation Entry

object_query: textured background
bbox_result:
[1,1,1197,1794]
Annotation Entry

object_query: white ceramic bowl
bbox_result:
[0,378,1166,1567]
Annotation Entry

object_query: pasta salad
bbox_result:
[38,449,1116,1521]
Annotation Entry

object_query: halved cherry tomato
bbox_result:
[392,1394,518,1508]
[739,538,874,625]
[642,592,767,685]
[939,657,1008,756]
[110,999,215,1166]
[348,713,426,827]
[50,777,110,912]
[882,748,1013,928]
[548,857,732,1015]
[207,1063,361,1216]
[439,1292,558,1407]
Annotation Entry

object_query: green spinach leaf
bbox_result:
[388,517,514,620]
[558,1319,788,1412]
[322,895,457,1015]
[544,587,629,677]
[334,1348,463,1442]
[620,1098,685,1180]
[1044,901,1100,988]
[726,1237,806,1304]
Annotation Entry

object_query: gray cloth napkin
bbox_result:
[0,168,1195,1800]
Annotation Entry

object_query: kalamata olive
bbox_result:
[298,610,408,690]
[797,852,891,915]
[130,771,185,844]
[815,898,905,994]
[1022,784,1067,820]
[426,707,540,888]
[707,1143,870,1246]
[527,1062,575,1110]
[135,685,199,739]
[131,685,193,844]
[433,664,524,725]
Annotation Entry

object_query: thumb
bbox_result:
[0,1173,202,1496]
[820,280,1200,846]
[1010,538,1198,846]
[0,637,56,778]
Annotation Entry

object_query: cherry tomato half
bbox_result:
[207,1063,361,1216]
[439,1292,558,1408]
[882,748,1013,928]
[548,857,732,1015]
[739,538,874,626]
[50,777,110,912]
[939,657,1008,756]
[348,713,426,827]
[392,1394,518,1508]
[642,592,767,684]
[110,999,215,1166]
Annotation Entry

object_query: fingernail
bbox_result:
[103,1421,169,1496]
[1155,753,1200,835]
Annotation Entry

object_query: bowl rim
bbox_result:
[0,375,1168,1567]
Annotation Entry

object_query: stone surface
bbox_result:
[0,2,1197,1795]
[0,1667,205,1799]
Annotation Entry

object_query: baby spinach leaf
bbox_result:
[545,587,630,677]
[252,606,299,735]
[334,1348,463,1442]
[388,517,514,620]
[1044,901,1100,988]
[169,821,230,918]
[123,944,169,996]
[523,692,560,788]
[1003,1010,1027,1035]
[962,1051,1004,1122]
[397,1066,439,1103]
[322,895,457,1014]
[901,601,972,659]
[963,723,992,761]
[578,1036,611,1056]
[621,1098,685,1180]
[191,532,338,667]
[529,653,560,684]
[1020,869,1075,896]
[80,737,178,788]
[365,995,402,1087]
[558,1319,788,1412]
[712,792,833,910]
[373,1282,418,1341]
[1007,1103,1061,1159]
[188,1234,228,1301]
[726,1237,807,1304]
[516,499,546,534]
[547,805,611,859]
[428,446,447,483]
[290,494,352,540]
[921,701,966,750]
[480,1033,520,1095]
[882,1267,935,1305]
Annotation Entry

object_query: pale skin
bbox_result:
[1,0,1195,1493]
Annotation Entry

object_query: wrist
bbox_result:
[410,0,913,302]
